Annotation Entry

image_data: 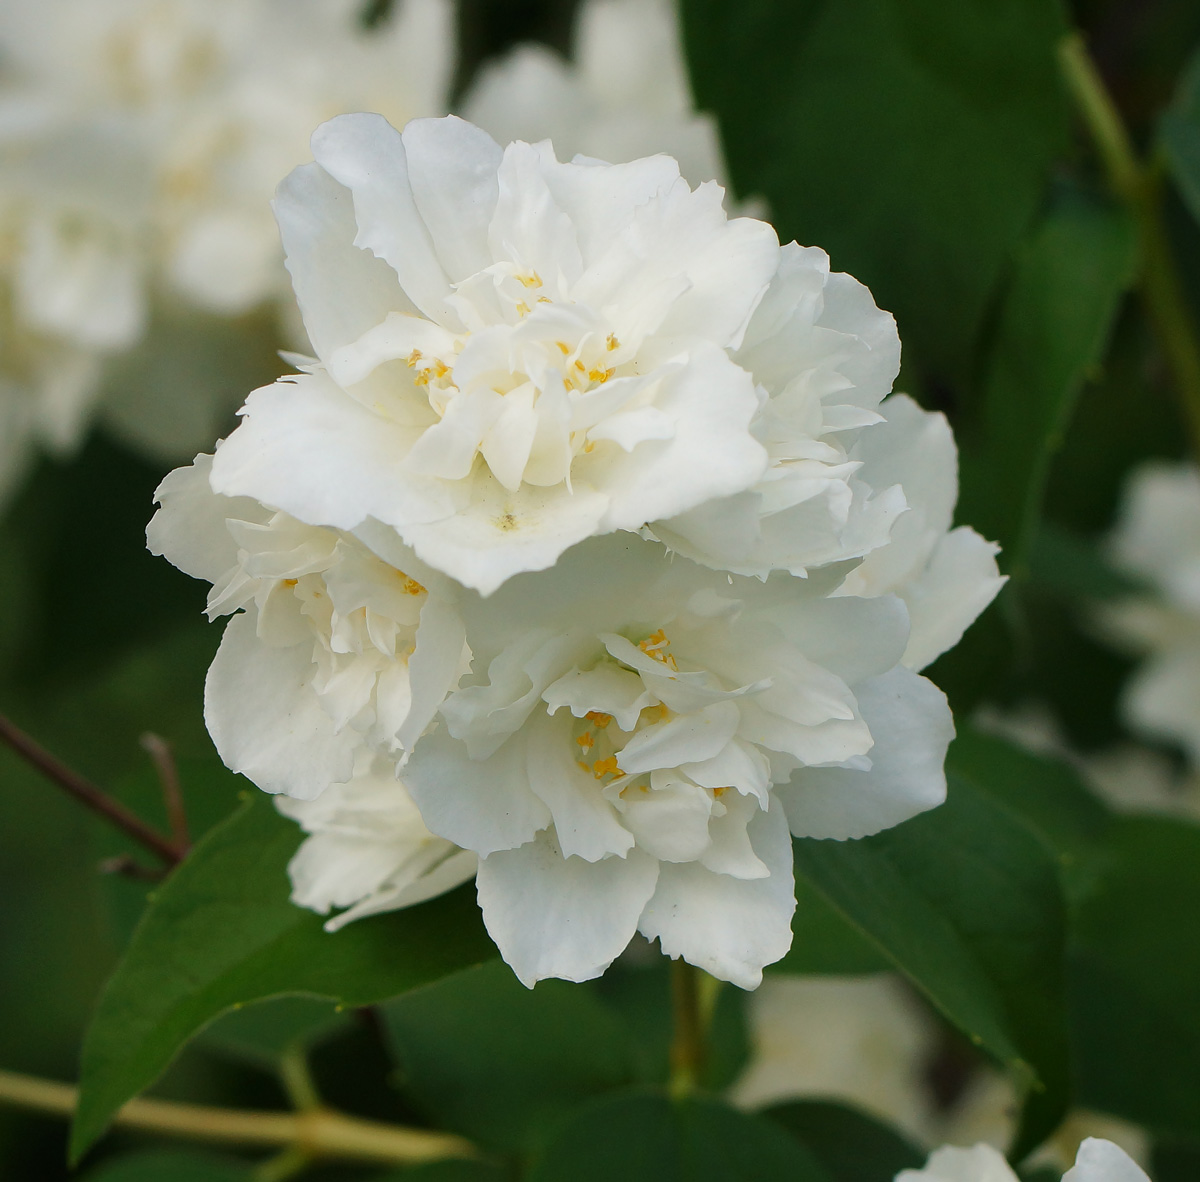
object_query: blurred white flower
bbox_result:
[1100,461,1200,766]
[730,973,938,1140]
[462,0,732,196]
[399,533,952,988]
[276,756,476,931]
[0,0,453,493]
[147,453,469,800]
[896,1137,1149,1182]
[211,114,778,593]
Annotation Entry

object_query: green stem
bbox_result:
[279,1044,322,1114]
[0,1067,477,1168]
[1058,31,1200,459]
[669,959,705,1097]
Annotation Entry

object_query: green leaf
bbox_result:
[945,725,1113,904]
[196,995,349,1070]
[526,1090,834,1182]
[680,0,1068,384]
[1163,47,1200,227]
[776,875,892,975]
[791,773,1070,1158]
[762,1100,925,1182]
[81,1151,249,1181]
[1070,816,1200,1138]
[383,960,634,1153]
[957,187,1138,575]
[72,793,495,1160]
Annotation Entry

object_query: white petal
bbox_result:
[477,829,659,986]
[147,454,266,584]
[896,1144,1017,1182]
[596,342,767,531]
[1122,645,1200,766]
[399,475,609,596]
[638,797,795,989]
[310,113,456,327]
[398,594,469,751]
[274,162,409,363]
[616,700,740,775]
[1063,1138,1149,1182]
[779,667,953,840]
[205,611,359,800]
[543,662,654,731]
[210,371,452,532]
[899,527,1005,671]
[401,116,502,284]
[403,726,550,855]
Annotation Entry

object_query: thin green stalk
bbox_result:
[1059,31,1200,459]
[669,959,705,1097]
[279,1044,322,1114]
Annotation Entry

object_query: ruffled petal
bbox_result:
[477,829,659,986]
[403,726,550,855]
[638,797,794,988]
[779,667,953,840]
[204,610,359,799]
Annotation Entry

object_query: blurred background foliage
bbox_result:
[4,0,1200,1178]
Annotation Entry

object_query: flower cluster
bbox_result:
[150,113,1002,988]
[0,0,452,496]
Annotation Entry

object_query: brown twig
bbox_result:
[140,732,190,853]
[0,712,184,866]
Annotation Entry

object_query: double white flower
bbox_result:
[151,114,1002,988]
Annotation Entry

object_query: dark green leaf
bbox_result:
[1163,47,1200,227]
[792,773,1070,1157]
[383,960,634,1153]
[72,794,495,1160]
[196,996,349,1069]
[680,0,1068,384]
[946,725,1114,904]
[957,188,1138,576]
[1070,816,1200,1137]
[81,1150,249,1181]
[763,1100,925,1182]
[776,875,892,975]
[526,1090,833,1182]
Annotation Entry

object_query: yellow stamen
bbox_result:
[406,349,422,368]
[517,271,542,288]
[556,341,571,355]
[283,578,298,587]
[587,367,615,384]
[576,732,595,750]
[516,300,531,317]
[606,333,619,351]
[585,711,612,728]
[592,756,621,780]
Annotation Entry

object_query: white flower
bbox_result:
[399,533,953,988]
[462,0,732,196]
[895,1138,1149,1182]
[209,114,778,593]
[730,974,938,1140]
[1101,461,1200,765]
[147,453,468,799]
[277,756,476,931]
[648,242,1004,668]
